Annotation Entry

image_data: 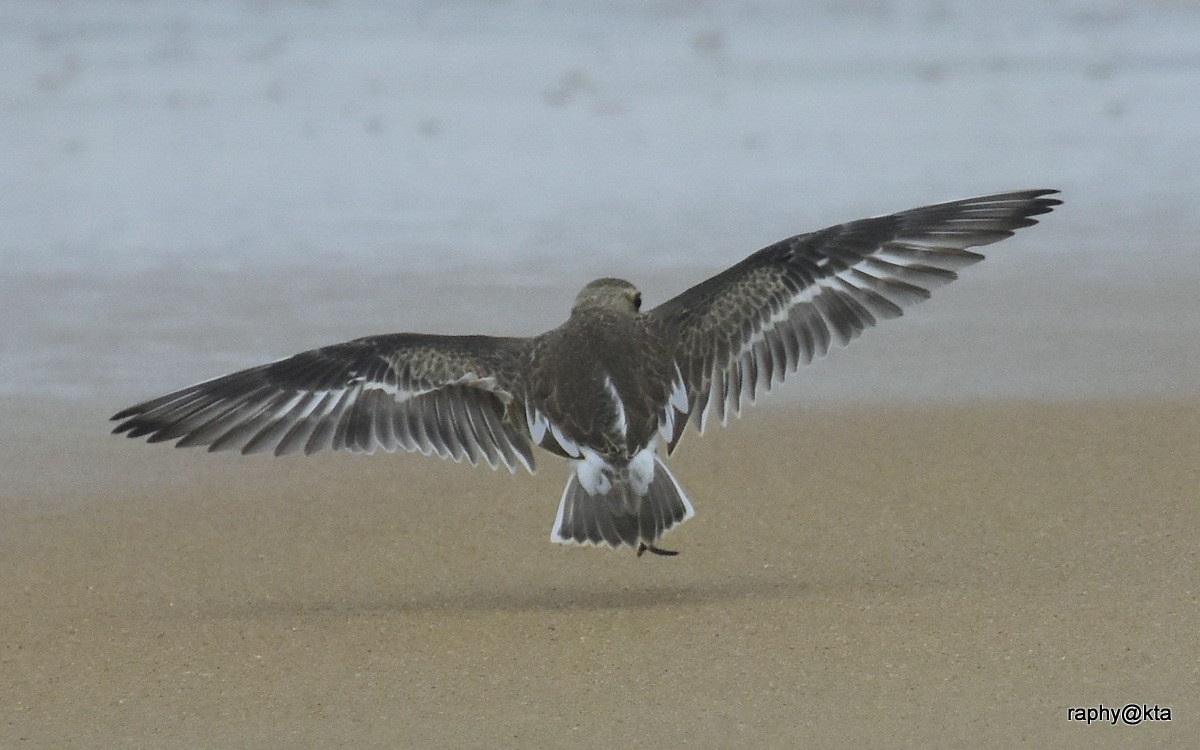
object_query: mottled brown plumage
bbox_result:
[527,279,677,460]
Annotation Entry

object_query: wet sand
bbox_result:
[2,397,1196,748]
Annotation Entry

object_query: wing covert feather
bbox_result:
[650,189,1061,448]
[112,333,536,472]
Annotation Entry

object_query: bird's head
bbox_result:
[571,278,643,316]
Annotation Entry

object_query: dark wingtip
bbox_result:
[111,416,140,435]
[111,406,136,421]
[110,412,168,442]
[1026,188,1063,210]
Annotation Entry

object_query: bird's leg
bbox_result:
[636,543,679,557]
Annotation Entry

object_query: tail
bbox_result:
[551,449,695,552]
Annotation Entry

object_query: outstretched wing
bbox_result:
[111,334,537,472]
[649,189,1061,449]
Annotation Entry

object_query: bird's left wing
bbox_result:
[111,333,536,472]
[648,189,1061,451]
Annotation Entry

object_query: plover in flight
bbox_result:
[113,189,1060,556]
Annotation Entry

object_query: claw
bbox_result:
[636,543,679,557]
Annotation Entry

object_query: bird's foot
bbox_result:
[636,543,679,557]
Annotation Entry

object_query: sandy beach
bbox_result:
[2,397,1195,748]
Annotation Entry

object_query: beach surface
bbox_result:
[3,397,1196,748]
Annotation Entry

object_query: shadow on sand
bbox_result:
[206,569,813,620]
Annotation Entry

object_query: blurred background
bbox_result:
[3,0,1198,405]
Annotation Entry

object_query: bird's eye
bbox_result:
[633,292,642,311]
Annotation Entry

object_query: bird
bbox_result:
[112,189,1061,556]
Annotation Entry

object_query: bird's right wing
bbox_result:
[111,333,537,472]
[649,189,1061,450]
